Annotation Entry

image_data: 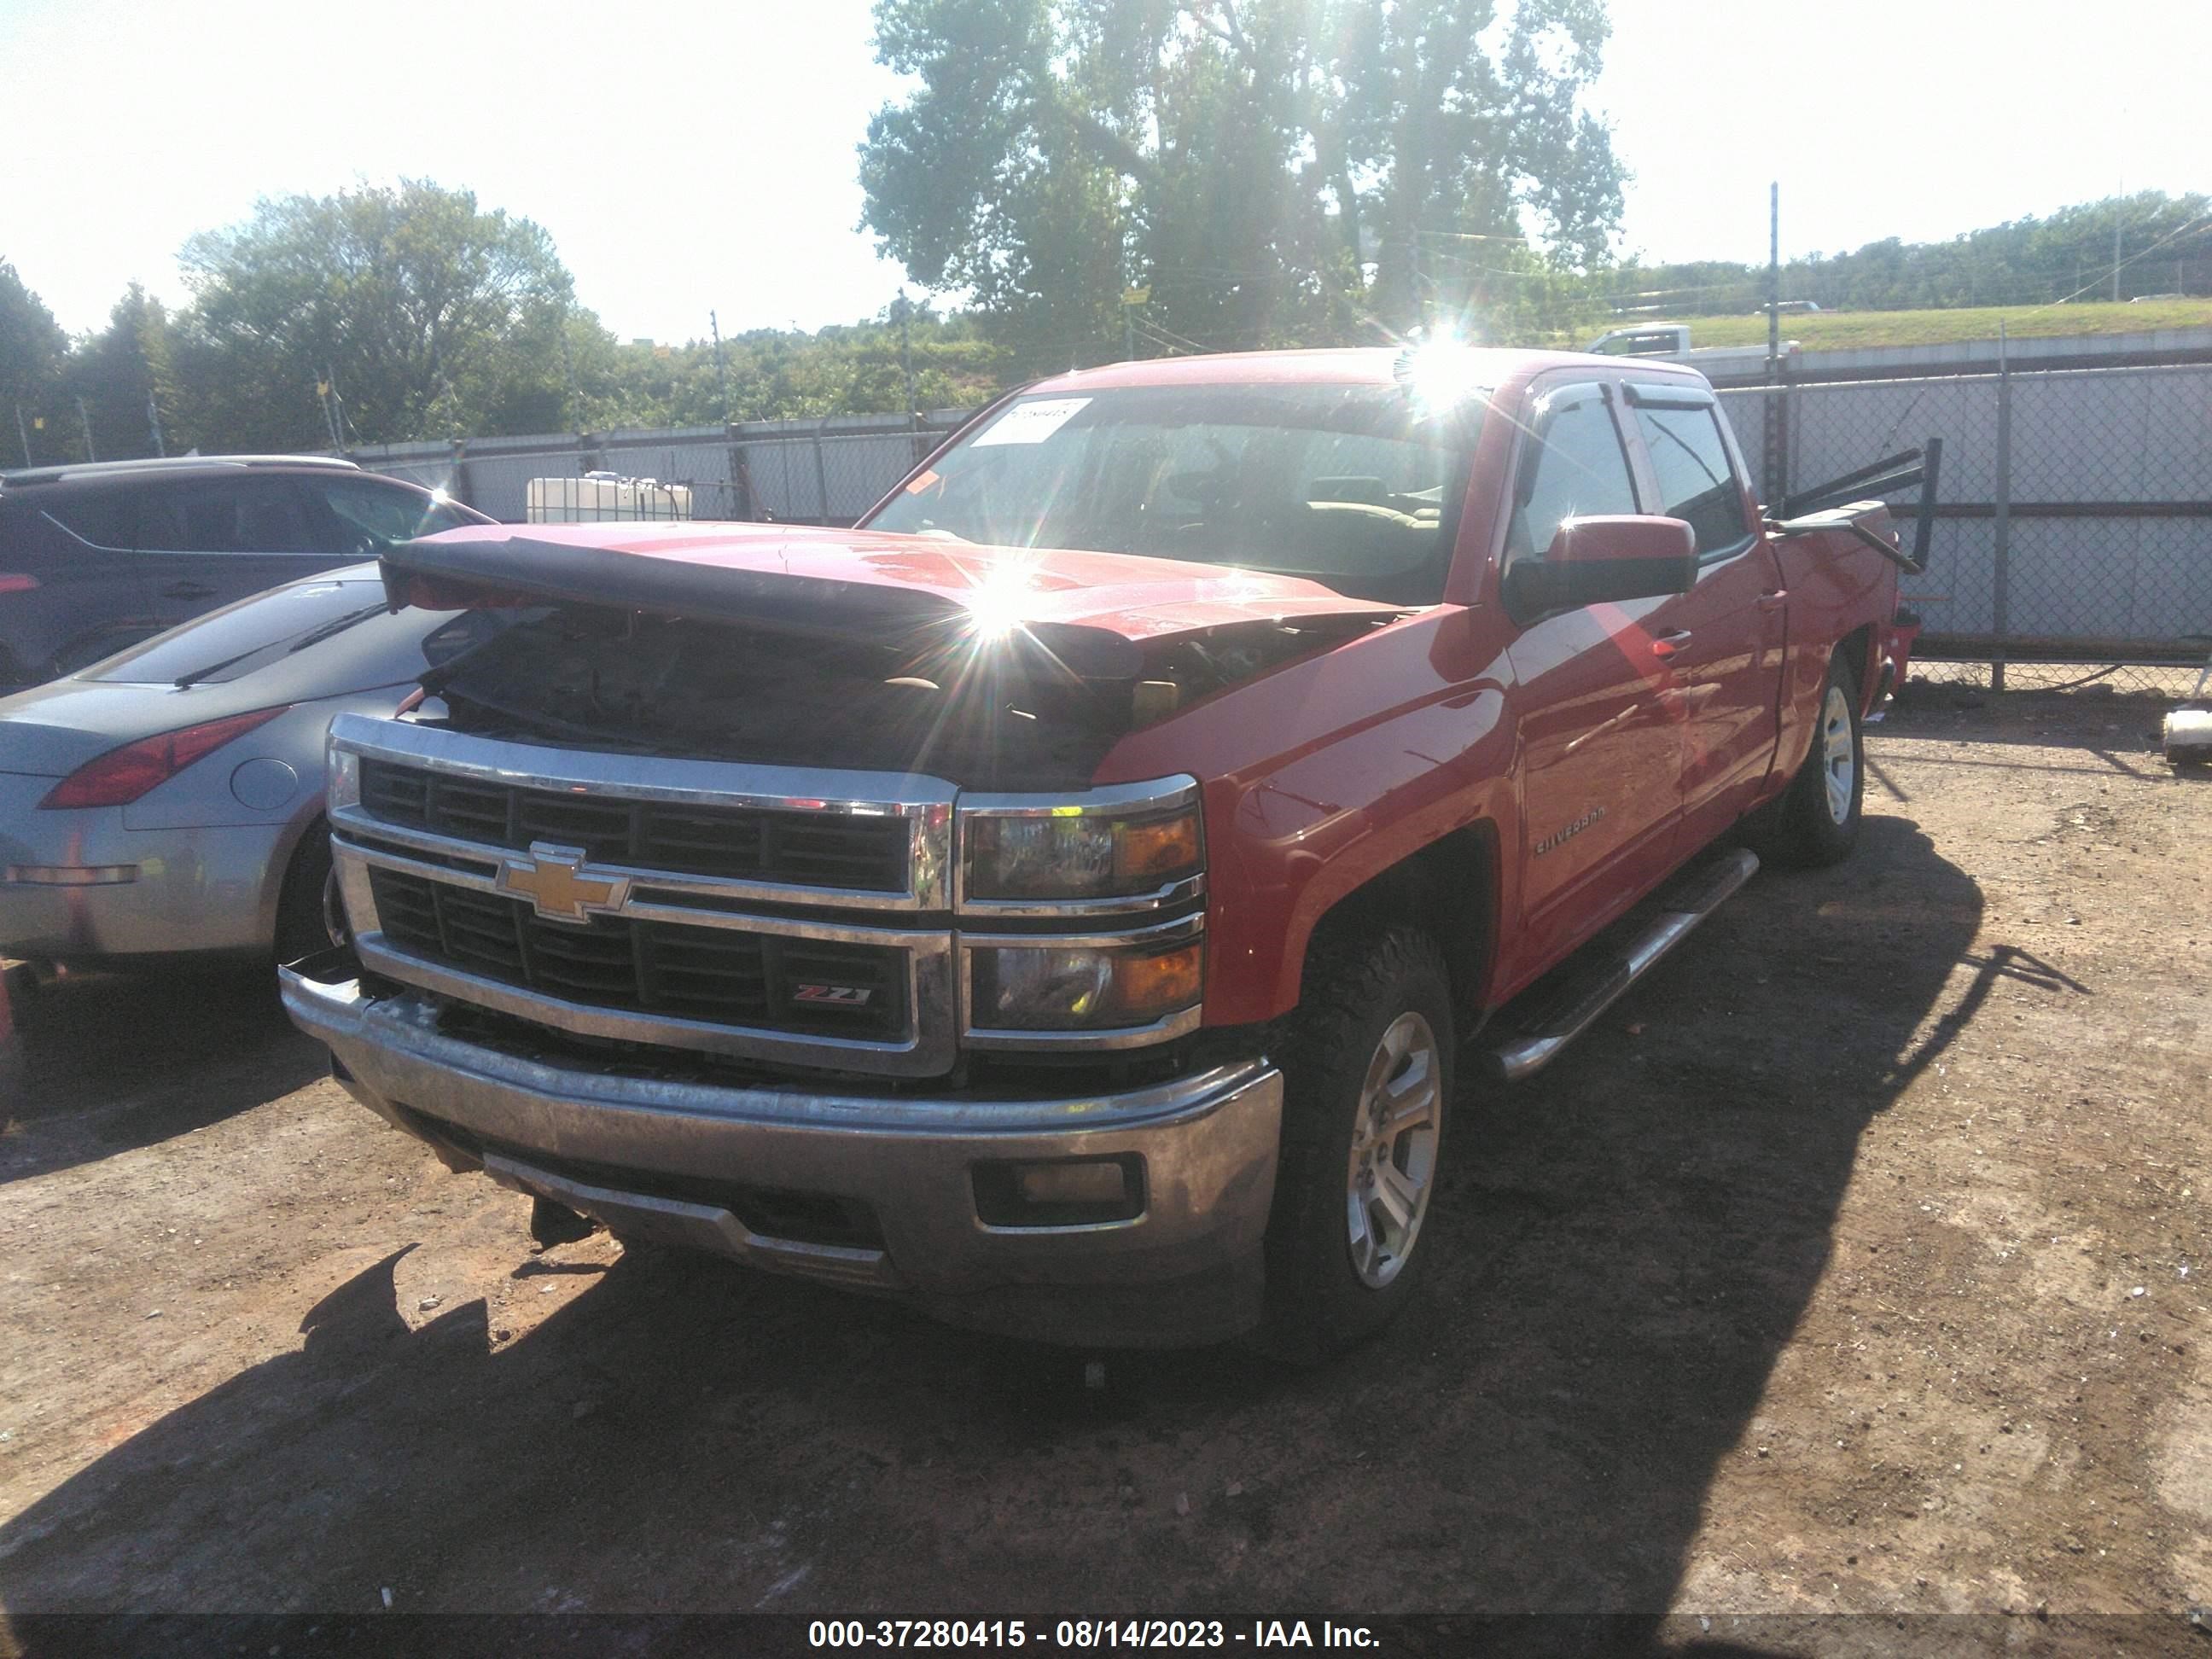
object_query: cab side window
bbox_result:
[1506,388,1639,562]
[1631,404,1752,556]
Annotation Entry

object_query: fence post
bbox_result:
[449,439,474,515]
[812,420,832,525]
[1991,323,2012,694]
[727,423,751,521]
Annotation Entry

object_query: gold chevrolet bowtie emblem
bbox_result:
[496,843,630,924]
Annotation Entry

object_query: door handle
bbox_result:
[160,581,217,600]
[1757,588,1788,611]
[1650,629,1693,659]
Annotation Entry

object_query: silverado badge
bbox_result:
[496,844,631,924]
[1533,806,1606,858]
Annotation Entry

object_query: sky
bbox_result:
[3,0,2208,345]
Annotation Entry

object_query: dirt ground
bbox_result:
[0,688,2205,1651]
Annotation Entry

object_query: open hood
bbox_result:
[381,522,1406,680]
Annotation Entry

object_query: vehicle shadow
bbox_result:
[0,816,2000,1639]
[0,966,324,1185]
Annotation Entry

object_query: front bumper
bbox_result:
[280,958,1284,1348]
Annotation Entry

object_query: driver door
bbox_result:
[1502,379,1686,937]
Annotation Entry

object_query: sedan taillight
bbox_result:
[38,706,292,810]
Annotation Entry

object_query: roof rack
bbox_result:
[0,454,361,487]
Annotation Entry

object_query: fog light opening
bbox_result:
[973,1155,1145,1228]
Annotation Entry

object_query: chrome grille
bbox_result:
[368,868,907,1039]
[360,758,911,893]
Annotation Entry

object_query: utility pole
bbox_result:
[1765,182,1784,508]
[895,293,917,424]
[1121,285,1149,360]
[709,310,731,424]
[75,396,95,463]
[2113,183,2123,302]
[1767,182,1781,367]
[561,320,579,431]
[14,405,32,469]
[147,393,166,457]
[318,368,343,451]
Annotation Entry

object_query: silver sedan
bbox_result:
[0,564,498,969]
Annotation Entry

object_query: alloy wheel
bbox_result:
[1343,1010,1442,1289]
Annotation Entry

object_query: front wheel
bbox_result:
[1258,927,1454,1363]
[275,821,351,963]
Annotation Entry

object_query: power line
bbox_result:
[2027,211,2212,313]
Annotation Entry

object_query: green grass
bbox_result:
[1651,299,2212,352]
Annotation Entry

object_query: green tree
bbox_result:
[62,284,184,462]
[173,180,579,449]
[1603,191,2212,318]
[858,0,1627,370]
[0,260,69,467]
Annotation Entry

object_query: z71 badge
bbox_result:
[792,984,876,1007]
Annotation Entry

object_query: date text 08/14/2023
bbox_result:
[806,1620,1380,1649]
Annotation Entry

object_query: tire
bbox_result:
[1257,926,1454,1363]
[1756,652,1865,869]
[274,820,350,964]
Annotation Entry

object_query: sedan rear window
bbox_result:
[87,578,392,684]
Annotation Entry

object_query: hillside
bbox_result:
[1648,299,2212,353]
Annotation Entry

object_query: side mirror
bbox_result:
[1504,515,1697,618]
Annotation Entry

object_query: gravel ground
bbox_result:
[0,689,2204,1654]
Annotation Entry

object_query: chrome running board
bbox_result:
[1484,847,1760,1084]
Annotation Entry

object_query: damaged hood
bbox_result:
[381,522,1406,677]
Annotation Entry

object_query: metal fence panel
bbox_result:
[1720,361,2212,673]
[732,428,937,524]
[464,451,573,524]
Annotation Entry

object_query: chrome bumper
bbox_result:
[281,961,1284,1348]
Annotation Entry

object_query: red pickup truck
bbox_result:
[281,346,1905,1357]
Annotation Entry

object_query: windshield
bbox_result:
[864,381,1481,604]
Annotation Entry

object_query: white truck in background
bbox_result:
[1583,323,1801,379]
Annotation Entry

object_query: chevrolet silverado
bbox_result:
[280,346,1908,1357]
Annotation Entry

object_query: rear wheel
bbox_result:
[1756,653,1864,868]
[1258,927,1453,1363]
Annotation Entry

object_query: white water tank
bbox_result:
[526,471,693,523]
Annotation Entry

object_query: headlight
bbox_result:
[328,745,362,812]
[961,782,1202,905]
[969,933,1204,1033]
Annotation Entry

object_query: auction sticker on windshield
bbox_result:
[971,398,1091,446]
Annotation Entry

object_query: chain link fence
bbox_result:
[1719,359,2212,693]
[353,361,2210,697]
[346,412,969,530]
